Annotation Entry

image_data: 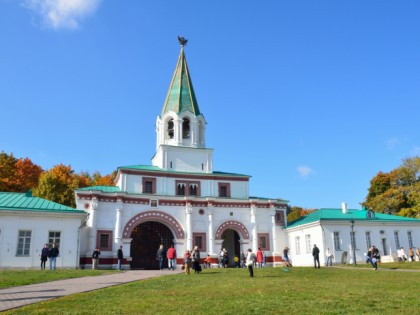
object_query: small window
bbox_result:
[275,210,285,226]
[218,183,230,198]
[177,183,186,196]
[97,230,113,251]
[167,119,174,139]
[151,200,158,207]
[350,231,357,250]
[365,231,371,249]
[394,231,400,249]
[258,233,270,251]
[49,231,61,249]
[305,234,311,253]
[16,230,31,256]
[295,236,301,255]
[182,118,190,139]
[407,231,413,248]
[193,233,206,252]
[176,180,200,196]
[142,177,156,194]
[334,232,341,250]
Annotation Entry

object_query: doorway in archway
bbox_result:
[130,221,174,270]
[221,229,241,267]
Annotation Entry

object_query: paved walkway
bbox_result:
[0,270,182,312]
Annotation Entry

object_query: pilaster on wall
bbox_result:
[88,201,98,254]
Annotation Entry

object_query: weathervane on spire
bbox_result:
[178,36,188,47]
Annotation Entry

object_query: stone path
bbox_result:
[0,270,182,312]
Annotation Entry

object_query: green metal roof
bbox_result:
[118,164,250,178]
[160,46,201,117]
[77,186,121,193]
[286,208,420,229]
[0,192,85,213]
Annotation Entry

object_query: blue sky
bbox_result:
[1,1,419,210]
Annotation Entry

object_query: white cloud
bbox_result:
[23,0,101,30]
[297,165,313,178]
[386,137,400,150]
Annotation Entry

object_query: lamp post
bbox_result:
[350,220,357,266]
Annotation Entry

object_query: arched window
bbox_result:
[182,118,190,139]
[167,119,174,139]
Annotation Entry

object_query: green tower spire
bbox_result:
[161,37,201,117]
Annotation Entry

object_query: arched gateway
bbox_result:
[215,220,250,267]
[123,211,184,270]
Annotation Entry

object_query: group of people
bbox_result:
[397,247,418,262]
[40,243,59,270]
[156,244,177,271]
[183,246,201,274]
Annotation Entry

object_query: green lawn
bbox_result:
[341,261,420,270]
[0,269,116,289]
[3,267,419,315]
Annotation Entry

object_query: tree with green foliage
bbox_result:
[363,156,420,218]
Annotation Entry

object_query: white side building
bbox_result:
[285,204,420,266]
[0,191,87,269]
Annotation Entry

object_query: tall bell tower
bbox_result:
[152,37,213,173]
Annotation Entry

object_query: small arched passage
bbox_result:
[215,221,250,267]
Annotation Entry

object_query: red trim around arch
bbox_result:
[122,211,185,239]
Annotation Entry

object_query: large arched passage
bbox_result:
[130,221,174,270]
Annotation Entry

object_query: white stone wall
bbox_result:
[287,221,420,266]
[0,212,84,269]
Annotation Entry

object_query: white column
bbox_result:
[88,201,98,254]
[207,208,214,255]
[251,204,258,251]
[271,210,277,255]
[175,117,183,146]
[186,202,193,250]
[114,206,123,245]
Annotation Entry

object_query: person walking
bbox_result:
[325,247,333,266]
[40,244,49,270]
[312,244,320,269]
[156,244,166,270]
[117,245,123,271]
[283,246,292,267]
[92,248,101,270]
[408,247,414,262]
[256,248,263,268]
[49,243,59,270]
[246,248,256,277]
[167,244,176,270]
[191,246,201,273]
[184,250,191,274]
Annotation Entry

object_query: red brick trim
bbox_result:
[122,210,184,239]
[215,220,250,240]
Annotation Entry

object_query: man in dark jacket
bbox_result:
[49,243,59,270]
[117,246,123,271]
[92,248,101,270]
[312,244,320,269]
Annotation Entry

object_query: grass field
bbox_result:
[0,269,116,289]
[2,265,419,315]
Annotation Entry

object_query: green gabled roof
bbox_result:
[0,192,84,213]
[77,186,121,193]
[286,208,420,229]
[161,45,201,117]
[118,164,250,178]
